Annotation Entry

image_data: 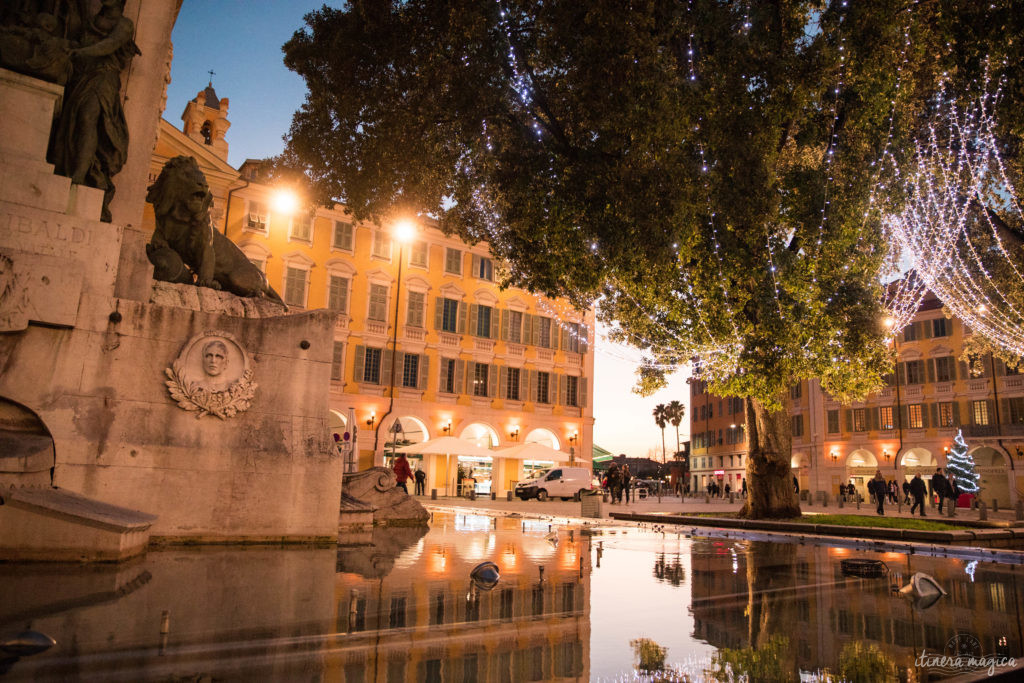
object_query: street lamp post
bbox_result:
[885,318,904,472]
[372,219,417,461]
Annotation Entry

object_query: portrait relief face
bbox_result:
[202,340,228,377]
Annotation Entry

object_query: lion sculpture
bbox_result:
[146,156,286,308]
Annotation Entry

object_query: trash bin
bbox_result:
[581,492,603,518]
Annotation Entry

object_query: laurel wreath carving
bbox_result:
[165,359,257,419]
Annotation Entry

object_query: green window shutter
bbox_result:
[434,297,444,330]
[468,304,478,337]
[488,364,498,398]
[920,403,929,428]
[927,359,935,383]
[580,378,588,408]
[987,399,996,423]
[519,367,529,400]
[952,401,961,426]
[354,345,365,383]
[381,350,393,387]
[500,309,509,341]
[870,407,879,431]
[558,375,567,405]
[958,360,969,380]
[466,361,476,394]
[439,358,449,392]
[529,370,537,403]
[418,354,429,390]
[995,359,1006,376]
[498,366,507,399]
[930,402,939,427]
[1001,398,1010,422]
[921,320,932,339]
[560,326,569,351]
[580,325,589,354]
[844,410,853,433]
[472,254,481,278]
[898,405,908,430]
[458,302,468,334]
[897,362,907,386]
[454,360,465,394]
[490,308,499,339]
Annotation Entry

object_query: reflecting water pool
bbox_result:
[1,512,1022,681]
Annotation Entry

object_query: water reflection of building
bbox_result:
[690,539,1023,676]
[329,514,591,681]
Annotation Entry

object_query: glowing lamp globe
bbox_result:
[393,219,416,243]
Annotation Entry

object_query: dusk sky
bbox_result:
[167,2,691,458]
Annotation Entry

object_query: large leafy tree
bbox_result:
[282,0,1020,517]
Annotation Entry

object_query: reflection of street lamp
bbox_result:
[372,219,418,458]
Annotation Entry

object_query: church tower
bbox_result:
[181,79,231,161]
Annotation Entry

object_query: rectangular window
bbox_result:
[441,358,456,394]
[853,408,867,432]
[332,221,353,250]
[939,402,955,427]
[536,371,550,404]
[908,403,924,429]
[371,230,392,259]
[410,240,428,267]
[972,400,989,426]
[507,368,521,401]
[328,275,349,313]
[402,353,419,388]
[790,383,802,399]
[903,324,918,342]
[284,266,307,307]
[565,375,579,407]
[388,595,407,629]
[445,247,462,275]
[935,356,953,382]
[290,214,313,242]
[1008,397,1024,425]
[508,310,523,344]
[473,363,489,397]
[406,291,425,328]
[791,414,804,437]
[363,347,382,384]
[475,256,494,281]
[331,342,344,381]
[905,360,925,385]
[537,316,552,348]
[368,283,388,322]
[441,298,459,333]
[246,201,267,232]
[880,405,894,430]
[564,323,581,353]
[932,318,950,337]
[476,305,492,338]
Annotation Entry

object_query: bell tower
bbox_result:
[181,74,230,161]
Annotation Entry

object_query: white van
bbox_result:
[515,467,593,501]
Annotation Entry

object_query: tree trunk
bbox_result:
[675,426,680,457]
[739,396,801,519]
[661,429,667,463]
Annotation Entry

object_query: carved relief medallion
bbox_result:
[0,252,29,332]
[165,330,256,419]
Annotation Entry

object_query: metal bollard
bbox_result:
[1016,500,1024,521]
[979,501,988,521]
[838,495,843,509]
[856,497,860,511]
[729,492,734,503]
[469,489,476,501]
[993,499,999,513]
[507,491,513,501]
[431,488,437,500]
[947,500,956,517]
[491,491,497,501]
[705,495,710,504]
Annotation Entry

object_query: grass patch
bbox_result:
[683,511,959,531]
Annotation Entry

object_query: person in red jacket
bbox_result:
[393,454,413,493]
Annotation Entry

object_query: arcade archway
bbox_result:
[524,428,560,451]
[970,446,1012,507]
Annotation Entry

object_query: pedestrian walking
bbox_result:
[741,478,747,496]
[725,482,731,496]
[930,467,950,513]
[414,467,426,495]
[793,475,800,494]
[622,465,632,504]
[870,470,887,515]
[902,479,911,505]
[392,454,413,494]
[910,473,927,516]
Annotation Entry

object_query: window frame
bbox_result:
[363,347,382,384]
[371,229,393,261]
[332,220,354,251]
[246,199,268,233]
[283,264,309,308]
[908,403,924,429]
[972,400,989,426]
[401,353,419,389]
[441,298,459,333]
[444,247,462,275]
[368,283,389,322]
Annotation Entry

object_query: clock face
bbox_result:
[945,633,982,658]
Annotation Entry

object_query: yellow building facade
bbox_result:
[147,84,596,497]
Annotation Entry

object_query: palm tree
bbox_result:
[666,400,685,457]
[652,404,668,463]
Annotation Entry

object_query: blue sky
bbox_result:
[168,2,691,457]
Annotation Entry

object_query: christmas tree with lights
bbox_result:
[946,429,980,495]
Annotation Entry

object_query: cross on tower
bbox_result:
[207,69,215,85]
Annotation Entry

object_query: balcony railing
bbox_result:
[507,343,525,358]
[475,338,495,354]
[439,333,461,348]
[537,348,554,362]
[967,379,990,393]
[366,320,387,336]
[1001,375,1024,391]
[963,424,1024,438]
[404,327,425,342]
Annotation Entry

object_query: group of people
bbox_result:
[391,454,427,495]
[602,463,633,503]
[866,468,961,516]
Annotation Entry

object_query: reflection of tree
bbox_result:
[745,542,798,675]
[833,641,897,682]
[709,634,791,682]
[630,637,667,673]
[653,553,685,586]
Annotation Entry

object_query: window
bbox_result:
[853,408,867,432]
[564,322,582,353]
[908,403,924,429]
[932,318,950,337]
[290,214,313,242]
[1008,397,1024,425]
[507,310,523,343]
[536,316,552,348]
[474,255,493,281]
[402,353,419,388]
[441,298,459,333]
[284,266,308,307]
[791,415,804,437]
[331,342,344,381]
[565,375,579,407]
[406,291,425,328]
[473,363,489,397]
[507,367,521,401]
[903,324,918,342]
[708,403,713,419]
[939,402,956,427]
[476,305,492,338]
[935,356,953,383]
[328,275,349,313]
[410,241,428,267]
[363,347,382,384]
[790,383,802,399]
[880,406,894,430]
[440,358,457,394]
[388,595,407,629]
[246,201,267,232]
[536,371,550,404]
[371,230,392,259]
[368,283,389,322]
[445,247,462,275]
[972,400,989,426]
[332,220,354,250]
[905,360,925,385]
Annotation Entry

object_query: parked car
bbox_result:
[515,467,593,501]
